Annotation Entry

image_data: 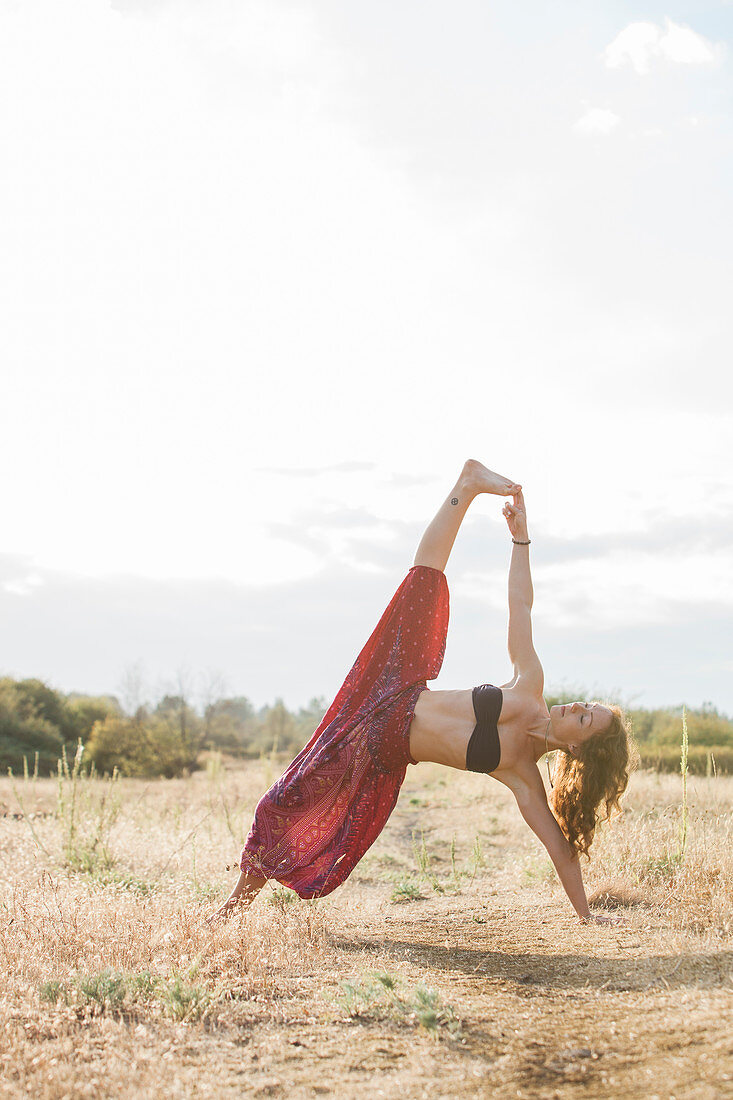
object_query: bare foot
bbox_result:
[462,459,521,497]
[205,870,267,926]
[205,894,253,926]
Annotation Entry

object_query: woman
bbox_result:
[207,460,633,925]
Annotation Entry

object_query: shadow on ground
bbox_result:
[334,932,733,992]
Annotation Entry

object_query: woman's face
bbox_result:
[550,701,613,747]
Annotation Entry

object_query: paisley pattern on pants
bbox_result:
[239,565,450,898]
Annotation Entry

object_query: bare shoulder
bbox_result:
[498,679,547,715]
[494,682,549,770]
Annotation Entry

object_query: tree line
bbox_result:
[1,675,731,778]
[0,675,328,778]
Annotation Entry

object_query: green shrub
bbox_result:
[85,715,198,778]
[638,745,731,775]
[0,678,119,775]
[0,680,65,774]
[632,705,733,748]
[76,969,127,1012]
[39,967,212,1022]
[158,974,211,1022]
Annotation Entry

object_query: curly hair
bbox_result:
[551,704,638,859]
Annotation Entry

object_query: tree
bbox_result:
[86,712,199,778]
[0,679,65,774]
[257,698,298,755]
[202,695,257,755]
[65,695,120,743]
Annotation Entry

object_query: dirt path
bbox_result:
[191,892,731,1100]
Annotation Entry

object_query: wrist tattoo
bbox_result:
[451,497,459,505]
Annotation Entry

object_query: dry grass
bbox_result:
[1,759,731,1099]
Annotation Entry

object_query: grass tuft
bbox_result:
[390,879,424,903]
[38,965,214,1023]
[335,971,461,1039]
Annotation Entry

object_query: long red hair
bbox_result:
[551,704,637,858]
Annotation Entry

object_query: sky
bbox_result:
[1,0,732,715]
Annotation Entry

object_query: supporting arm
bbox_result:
[511,779,623,924]
[513,782,592,919]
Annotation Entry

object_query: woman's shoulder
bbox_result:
[498,680,549,723]
[494,682,549,771]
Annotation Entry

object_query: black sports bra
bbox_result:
[465,683,503,775]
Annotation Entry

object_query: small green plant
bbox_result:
[336,971,461,1039]
[409,984,460,1035]
[412,828,445,894]
[390,879,424,903]
[90,868,157,895]
[39,980,68,1005]
[411,828,483,894]
[128,971,159,999]
[521,856,555,887]
[267,885,298,908]
[39,964,214,1023]
[338,975,385,1016]
[55,743,122,871]
[159,973,211,1022]
[75,969,127,1012]
[8,743,121,870]
[469,835,484,882]
[639,852,682,882]
[7,768,51,857]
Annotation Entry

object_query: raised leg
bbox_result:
[413,459,521,573]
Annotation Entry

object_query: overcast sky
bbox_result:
[1,1,732,715]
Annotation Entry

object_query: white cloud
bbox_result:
[605,22,661,75]
[573,108,621,136]
[605,19,721,75]
[659,20,721,66]
[3,573,44,597]
[534,549,733,631]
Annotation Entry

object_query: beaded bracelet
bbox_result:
[512,538,531,545]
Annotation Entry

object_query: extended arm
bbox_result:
[508,540,533,609]
[514,780,591,918]
[503,491,543,689]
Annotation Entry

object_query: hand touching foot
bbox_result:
[463,459,521,497]
[502,489,529,541]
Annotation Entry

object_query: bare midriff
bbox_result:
[408,682,548,773]
[408,688,478,770]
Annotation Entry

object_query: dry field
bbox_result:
[1,755,732,1099]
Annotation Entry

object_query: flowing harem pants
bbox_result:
[239,565,450,898]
